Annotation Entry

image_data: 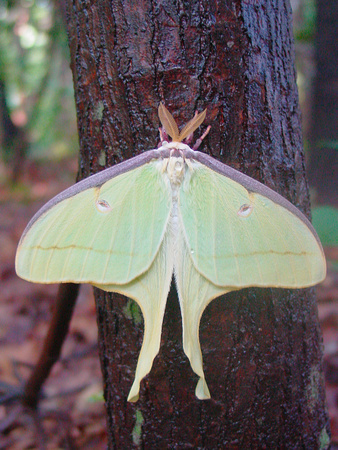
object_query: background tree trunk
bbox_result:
[65,0,330,447]
[0,78,27,182]
[308,0,337,206]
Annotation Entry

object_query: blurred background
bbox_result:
[0,0,336,448]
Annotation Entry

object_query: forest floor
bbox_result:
[0,158,337,449]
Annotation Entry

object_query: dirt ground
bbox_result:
[0,158,337,448]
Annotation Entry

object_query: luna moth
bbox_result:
[15,103,326,402]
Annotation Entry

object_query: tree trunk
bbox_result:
[65,0,330,447]
[0,78,27,182]
[308,0,337,206]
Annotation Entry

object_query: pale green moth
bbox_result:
[15,104,326,402]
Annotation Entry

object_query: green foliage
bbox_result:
[123,299,142,325]
[88,392,104,403]
[132,410,144,446]
[317,140,338,151]
[319,427,330,450]
[312,206,338,247]
[294,0,316,42]
[0,0,77,160]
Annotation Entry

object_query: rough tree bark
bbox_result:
[65,0,330,447]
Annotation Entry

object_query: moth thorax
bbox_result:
[167,156,185,186]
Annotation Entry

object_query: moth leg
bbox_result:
[158,127,169,146]
[192,125,211,150]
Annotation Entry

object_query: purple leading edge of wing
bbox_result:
[185,148,323,249]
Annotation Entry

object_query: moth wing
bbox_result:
[179,160,326,288]
[174,228,229,400]
[16,160,172,285]
[97,229,174,402]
